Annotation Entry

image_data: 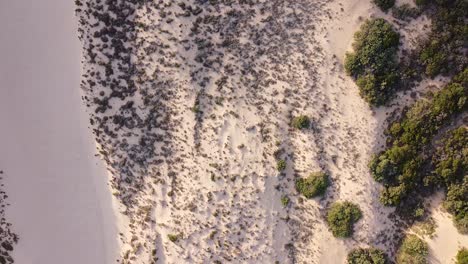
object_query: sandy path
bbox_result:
[0,1,118,263]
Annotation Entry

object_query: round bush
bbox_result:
[326,201,362,237]
[347,247,388,264]
[295,172,329,198]
[396,234,428,264]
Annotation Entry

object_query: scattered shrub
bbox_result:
[291,115,310,129]
[347,247,388,264]
[345,18,400,106]
[396,234,428,264]
[374,0,395,11]
[456,248,468,264]
[277,159,287,171]
[167,234,179,243]
[326,201,362,237]
[281,195,290,207]
[295,172,329,198]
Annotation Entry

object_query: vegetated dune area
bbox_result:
[0,0,466,263]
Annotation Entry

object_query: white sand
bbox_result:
[0,1,119,263]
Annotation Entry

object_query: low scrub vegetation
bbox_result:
[456,248,468,264]
[444,177,468,234]
[369,75,467,206]
[347,247,388,264]
[396,234,428,264]
[295,171,329,198]
[345,18,400,106]
[416,0,467,78]
[326,201,362,237]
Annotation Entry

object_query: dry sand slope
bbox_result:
[75,0,424,263]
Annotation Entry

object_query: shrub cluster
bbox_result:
[396,234,428,264]
[345,18,400,106]
[369,76,467,206]
[295,172,329,198]
[444,177,468,234]
[326,201,362,237]
[347,247,388,264]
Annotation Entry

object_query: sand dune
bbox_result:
[0,1,118,263]
[0,0,465,263]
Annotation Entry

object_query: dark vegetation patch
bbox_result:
[456,248,468,264]
[347,247,389,264]
[374,0,396,12]
[0,170,18,264]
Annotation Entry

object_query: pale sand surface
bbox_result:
[425,193,468,264]
[0,1,118,263]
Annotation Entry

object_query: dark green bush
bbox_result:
[291,115,310,130]
[347,247,388,264]
[167,234,179,243]
[374,0,395,11]
[326,201,362,237]
[345,18,400,106]
[295,172,329,198]
[456,248,468,264]
[396,234,428,264]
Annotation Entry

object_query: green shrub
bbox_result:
[444,177,468,234]
[291,115,310,129]
[326,201,362,237]
[295,172,329,198]
[345,18,400,106]
[374,0,395,11]
[456,248,468,264]
[347,247,388,264]
[281,195,290,207]
[167,234,179,243]
[396,234,428,264]
[277,159,287,171]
